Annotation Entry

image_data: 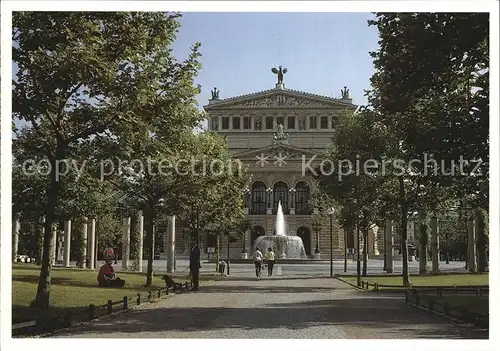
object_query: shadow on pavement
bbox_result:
[190,285,341,294]
[53,295,488,339]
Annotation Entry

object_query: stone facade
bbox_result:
[164,81,380,259]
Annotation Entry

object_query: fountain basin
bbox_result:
[253,235,306,259]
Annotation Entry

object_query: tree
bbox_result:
[13,12,202,308]
[366,12,488,285]
[315,108,388,280]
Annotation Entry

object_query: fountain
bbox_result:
[252,201,307,259]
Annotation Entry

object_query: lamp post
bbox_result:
[266,187,273,211]
[244,187,250,214]
[289,188,296,214]
[312,222,322,259]
[327,207,335,277]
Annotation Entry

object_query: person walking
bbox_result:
[264,247,276,277]
[189,243,201,291]
[252,247,263,278]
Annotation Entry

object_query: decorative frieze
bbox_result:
[236,95,332,108]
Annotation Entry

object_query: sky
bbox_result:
[173,12,379,108]
[11,12,380,132]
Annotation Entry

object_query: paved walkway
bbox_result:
[53,276,487,339]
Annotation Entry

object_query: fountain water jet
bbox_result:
[275,201,286,236]
[252,201,307,259]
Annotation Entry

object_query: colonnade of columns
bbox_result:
[383,218,440,274]
[12,213,177,273]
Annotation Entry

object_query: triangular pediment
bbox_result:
[204,88,356,110]
[232,144,323,160]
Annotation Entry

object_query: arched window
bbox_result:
[251,181,267,215]
[273,181,289,214]
[295,181,310,215]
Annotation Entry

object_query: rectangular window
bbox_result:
[320,116,328,129]
[232,117,241,130]
[222,117,229,130]
[287,116,295,129]
[243,116,251,129]
[309,116,317,129]
[266,116,274,129]
[277,116,284,126]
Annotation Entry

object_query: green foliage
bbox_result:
[315,108,387,232]
[95,212,123,260]
[12,11,206,305]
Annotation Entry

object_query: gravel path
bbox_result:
[52,276,487,339]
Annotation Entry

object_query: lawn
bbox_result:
[341,273,488,287]
[12,264,201,324]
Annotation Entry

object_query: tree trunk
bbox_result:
[35,157,60,310]
[398,176,410,286]
[144,203,155,286]
[430,214,439,274]
[475,208,487,273]
[37,217,44,266]
[362,228,368,276]
[418,220,428,274]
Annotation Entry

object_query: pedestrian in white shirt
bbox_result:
[264,247,276,277]
[252,247,263,277]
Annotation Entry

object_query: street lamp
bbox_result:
[289,188,296,213]
[244,187,250,210]
[312,221,322,259]
[266,187,273,208]
[327,207,335,277]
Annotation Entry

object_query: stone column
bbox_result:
[80,217,87,268]
[166,216,176,273]
[13,216,20,262]
[87,218,96,269]
[56,234,64,263]
[431,215,439,274]
[51,225,57,265]
[122,217,131,270]
[385,219,394,273]
[63,220,71,267]
[467,217,476,272]
[94,230,98,269]
[372,225,379,255]
[137,212,144,272]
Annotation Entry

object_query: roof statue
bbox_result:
[341,86,350,99]
[210,87,220,100]
[271,65,288,84]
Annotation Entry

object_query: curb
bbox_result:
[334,275,365,291]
